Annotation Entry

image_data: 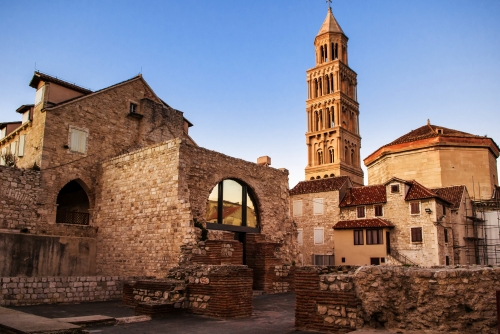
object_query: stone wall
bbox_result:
[295,265,500,334]
[125,265,253,318]
[0,232,96,277]
[0,166,42,231]
[0,275,143,306]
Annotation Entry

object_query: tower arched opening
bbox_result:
[56,180,90,225]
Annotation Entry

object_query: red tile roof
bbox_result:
[29,71,93,94]
[290,176,350,195]
[383,123,480,148]
[333,218,394,229]
[339,184,386,207]
[405,180,453,205]
[431,185,466,210]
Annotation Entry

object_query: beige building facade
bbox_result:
[364,122,499,199]
[304,8,363,186]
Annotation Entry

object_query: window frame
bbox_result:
[390,184,400,193]
[68,126,89,154]
[410,202,421,215]
[366,229,383,245]
[411,227,423,243]
[297,228,303,246]
[374,205,383,217]
[313,198,324,215]
[293,200,303,217]
[356,206,366,218]
[444,228,449,243]
[314,227,324,245]
[354,230,364,245]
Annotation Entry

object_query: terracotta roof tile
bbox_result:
[383,123,480,148]
[431,185,465,210]
[334,218,394,229]
[290,176,350,195]
[405,180,453,205]
[207,206,241,221]
[339,185,386,207]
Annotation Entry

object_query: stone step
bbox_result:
[54,315,116,327]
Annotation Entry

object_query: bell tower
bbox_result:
[304,7,364,186]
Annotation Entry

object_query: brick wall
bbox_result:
[295,265,500,334]
[0,275,144,306]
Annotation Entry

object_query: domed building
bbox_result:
[364,121,499,199]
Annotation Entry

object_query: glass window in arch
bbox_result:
[206,179,258,228]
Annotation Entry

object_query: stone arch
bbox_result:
[55,179,91,225]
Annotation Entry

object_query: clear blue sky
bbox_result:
[1,1,499,188]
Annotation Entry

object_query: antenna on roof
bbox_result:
[34,62,37,71]
[140,66,142,74]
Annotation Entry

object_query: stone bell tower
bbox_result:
[304,7,364,186]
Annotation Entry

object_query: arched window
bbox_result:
[329,147,334,163]
[56,180,90,225]
[314,79,319,98]
[326,76,330,94]
[319,79,323,96]
[206,179,258,231]
[316,176,321,180]
[330,74,334,92]
[351,149,355,166]
[345,146,349,163]
[317,150,324,165]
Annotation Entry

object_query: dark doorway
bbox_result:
[234,232,247,265]
[370,258,380,265]
[56,180,90,225]
[386,231,391,255]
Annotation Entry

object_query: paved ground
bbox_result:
[9,293,392,334]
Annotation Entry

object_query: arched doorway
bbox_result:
[56,180,90,225]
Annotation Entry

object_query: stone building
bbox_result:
[0,71,296,283]
[290,175,467,267]
[304,7,364,185]
[364,120,499,199]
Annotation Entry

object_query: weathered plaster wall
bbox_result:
[0,232,96,277]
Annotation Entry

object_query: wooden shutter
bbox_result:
[18,135,26,157]
[313,198,324,215]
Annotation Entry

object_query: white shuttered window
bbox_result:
[293,200,303,217]
[313,198,324,215]
[70,128,87,153]
[297,229,303,245]
[314,227,324,244]
[10,142,17,155]
[18,135,26,157]
[0,147,6,165]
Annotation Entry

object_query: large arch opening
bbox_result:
[56,180,90,225]
[205,179,259,233]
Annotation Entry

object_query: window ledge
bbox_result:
[127,112,143,120]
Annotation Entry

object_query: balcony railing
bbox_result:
[56,211,90,225]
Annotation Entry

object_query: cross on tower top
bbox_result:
[326,0,332,9]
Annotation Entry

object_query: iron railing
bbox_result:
[56,211,90,225]
[389,249,418,266]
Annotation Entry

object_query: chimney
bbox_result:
[257,156,271,167]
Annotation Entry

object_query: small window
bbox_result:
[444,228,449,243]
[0,128,6,139]
[380,257,386,263]
[341,257,345,263]
[129,102,138,114]
[314,227,324,244]
[443,204,447,215]
[0,147,6,165]
[35,86,45,105]
[357,206,365,218]
[293,200,303,217]
[354,230,364,245]
[18,135,26,157]
[390,184,400,193]
[69,127,88,154]
[445,256,450,265]
[437,129,443,134]
[370,258,380,265]
[313,198,324,215]
[366,229,383,245]
[374,205,383,217]
[410,202,420,215]
[313,254,334,265]
[22,111,30,124]
[411,227,423,243]
[297,229,303,245]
